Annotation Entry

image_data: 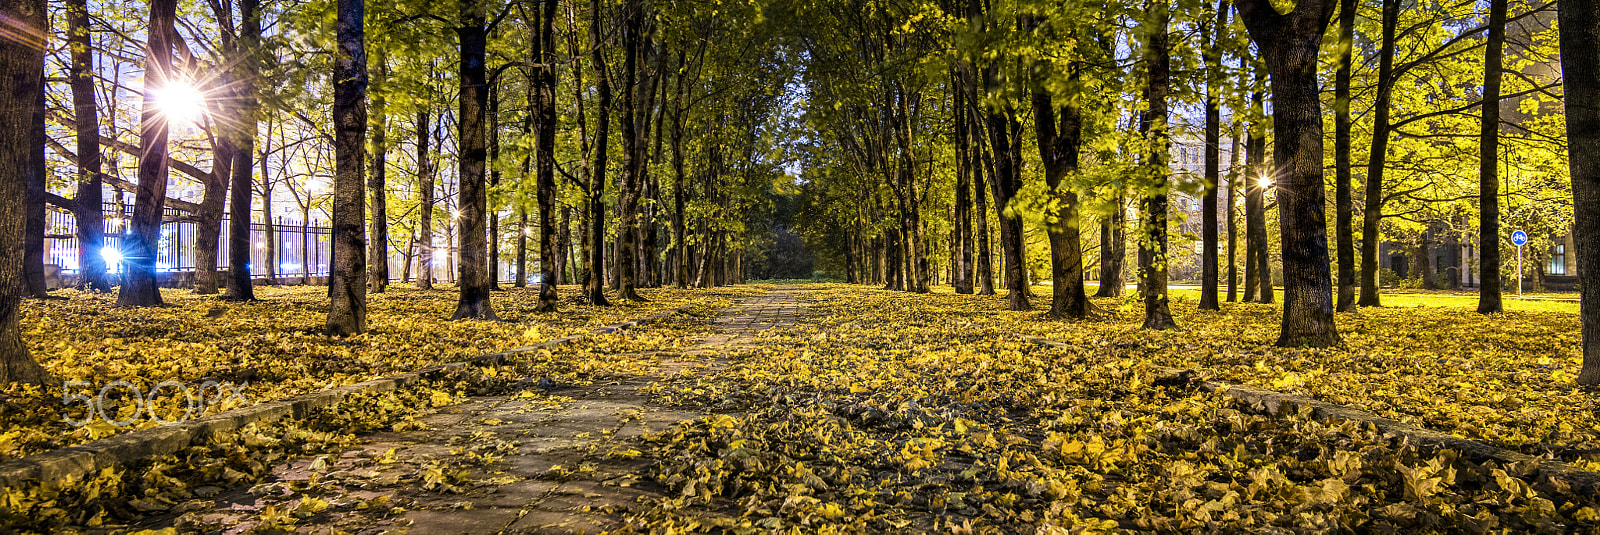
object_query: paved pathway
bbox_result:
[137,287,808,535]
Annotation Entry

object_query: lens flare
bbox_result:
[153,82,206,124]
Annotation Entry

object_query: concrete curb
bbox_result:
[1018,335,1600,495]
[0,306,693,490]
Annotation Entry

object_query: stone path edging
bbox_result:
[0,306,693,491]
[1019,335,1600,495]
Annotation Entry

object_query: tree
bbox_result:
[615,0,651,302]
[1358,0,1399,308]
[1235,0,1341,347]
[451,0,498,321]
[583,0,612,306]
[327,0,368,335]
[1332,0,1355,312]
[1476,0,1507,314]
[65,0,108,292]
[1093,195,1124,298]
[417,109,436,290]
[369,55,390,293]
[1139,0,1177,330]
[531,0,560,312]
[1563,0,1600,386]
[117,0,180,308]
[225,0,263,301]
[0,0,50,383]
[1030,20,1089,319]
[1199,0,1228,311]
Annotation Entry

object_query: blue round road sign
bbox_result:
[1512,230,1529,246]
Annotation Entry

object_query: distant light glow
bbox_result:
[451,209,462,219]
[1257,176,1272,189]
[255,241,265,248]
[101,247,122,265]
[433,250,449,263]
[153,82,206,125]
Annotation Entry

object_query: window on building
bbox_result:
[1550,243,1567,275]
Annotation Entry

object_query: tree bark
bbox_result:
[0,0,51,383]
[1333,0,1356,311]
[451,0,496,320]
[1226,126,1240,301]
[117,0,178,307]
[983,91,1029,310]
[585,0,611,305]
[192,120,233,294]
[532,0,560,312]
[418,111,435,290]
[1245,111,1272,303]
[1031,60,1088,318]
[368,58,389,293]
[225,0,261,300]
[1477,0,1507,314]
[1563,0,1600,385]
[1236,0,1341,347]
[1141,2,1178,330]
[23,68,46,298]
[974,145,995,296]
[952,69,974,294]
[615,0,649,301]
[327,0,368,335]
[1359,0,1400,308]
[67,0,109,292]
[1200,0,1228,311]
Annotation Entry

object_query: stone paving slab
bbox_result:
[122,286,810,534]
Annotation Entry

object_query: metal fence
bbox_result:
[46,203,332,280]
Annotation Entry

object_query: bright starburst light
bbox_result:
[153,82,207,124]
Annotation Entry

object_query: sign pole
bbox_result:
[1511,229,1528,296]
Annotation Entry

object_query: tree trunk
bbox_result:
[24,84,45,298]
[452,0,497,321]
[532,0,560,311]
[66,0,109,292]
[192,124,233,295]
[1477,0,1507,314]
[1359,0,1400,308]
[1094,196,1125,298]
[1236,0,1341,347]
[515,205,528,287]
[0,0,51,383]
[670,53,689,289]
[1200,0,1228,311]
[1141,2,1178,330]
[117,0,178,307]
[1333,0,1356,311]
[586,0,612,305]
[1245,109,1272,304]
[487,76,501,290]
[615,0,648,302]
[327,0,368,335]
[953,70,974,295]
[983,97,1029,311]
[368,60,390,293]
[418,111,434,290]
[225,0,261,300]
[1563,0,1600,385]
[973,121,996,296]
[1031,61,1089,318]
[1226,127,1240,302]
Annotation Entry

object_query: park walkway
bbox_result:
[133,287,808,534]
